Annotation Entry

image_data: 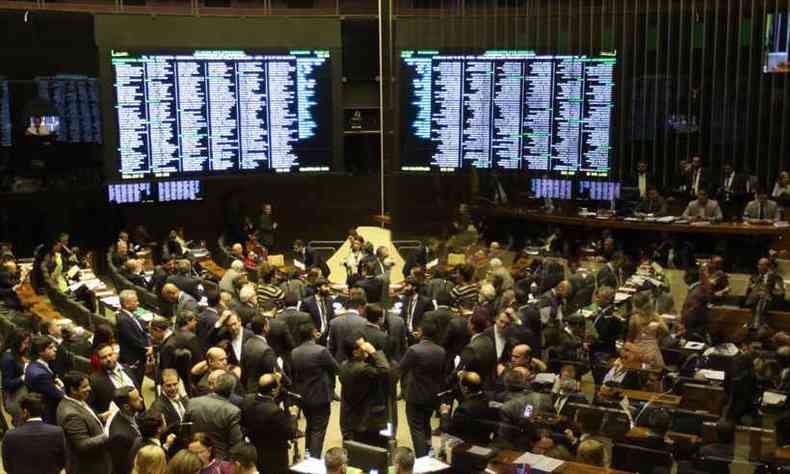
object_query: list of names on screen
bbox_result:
[112,50,332,179]
[36,76,102,144]
[400,50,615,175]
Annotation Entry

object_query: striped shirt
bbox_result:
[451,283,478,310]
[256,283,284,310]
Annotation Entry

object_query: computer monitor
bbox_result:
[530,178,572,200]
[343,440,388,474]
[578,180,621,201]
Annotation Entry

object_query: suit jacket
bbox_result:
[300,294,336,336]
[687,168,710,196]
[122,271,151,291]
[1,351,25,395]
[291,340,339,407]
[681,282,711,340]
[397,339,446,407]
[339,351,390,434]
[327,311,367,363]
[25,360,64,424]
[294,247,330,277]
[108,413,141,474]
[267,318,296,362]
[635,196,668,216]
[241,335,278,393]
[151,267,172,296]
[460,333,498,390]
[209,328,253,367]
[744,199,781,221]
[175,291,199,318]
[2,419,67,474]
[57,397,112,474]
[89,364,138,413]
[360,323,389,356]
[276,307,314,343]
[166,273,204,301]
[483,326,516,364]
[353,276,384,304]
[682,199,723,221]
[159,329,202,373]
[240,394,297,471]
[595,264,620,290]
[590,305,623,356]
[219,268,244,295]
[196,307,220,352]
[439,392,499,445]
[232,301,259,326]
[398,293,436,334]
[422,306,455,347]
[568,270,596,311]
[718,172,755,201]
[117,309,150,368]
[185,393,244,460]
[384,311,409,362]
[151,395,188,428]
[624,172,654,198]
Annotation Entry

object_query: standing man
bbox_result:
[211,310,253,368]
[398,276,436,344]
[395,320,446,457]
[151,368,189,428]
[2,393,67,474]
[25,335,64,424]
[240,373,297,474]
[108,387,145,474]
[185,372,245,460]
[301,278,336,344]
[339,337,390,445]
[291,323,339,457]
[687,154,708,197]
[242,316,279,393]
[57,371,112,474]
[327,288,368,364]
[257,203,277,252]
[117,289,152,386]
[89,343,138,415]
[459,312,498,392]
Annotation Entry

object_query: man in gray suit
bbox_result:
[56,371,112,474]
[327,288,368,364]
[162,283,198,319]
[682,189,723,222]
[744,189,782,222]
[395,319,446,457]
[291,323,339,457]
[185,372,244,460]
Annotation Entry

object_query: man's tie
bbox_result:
[173,398,185,421]
[408,297,417,331]
[759,204,765,220]
[318,298,327,333]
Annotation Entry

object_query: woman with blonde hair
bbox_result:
[132,445,167,474]
[626,291,668,367]
[166,450,203,474]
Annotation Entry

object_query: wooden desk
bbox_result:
[199,259,225,279]
[490,447,633,474]
[709,305,790,341]
[472,207,790,250]
[612,389,681,407]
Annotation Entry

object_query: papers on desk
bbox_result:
[614,292,631,303]
[684,341,706,351]
[68,278,105,292]
[697,369,725,381]
[414,456,451,473]
[467,446,493,457]
[512,452,565,472]
[290,457,326,474]
[656,216,676,223]
[426,258,439,270]
[66,265,81,279]
[763,391,788,406]
[188,248,210,259]
[690,221,712,226]
[293,260,306,271]
[534,373,558,385]
[100,295,121,309]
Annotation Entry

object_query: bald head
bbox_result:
[511,344,531,367]
[758,257,771,274]
[258,373,280,396]
[231,243,244,256]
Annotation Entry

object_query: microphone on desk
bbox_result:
[436,389,455,399]
[284,390,303,400]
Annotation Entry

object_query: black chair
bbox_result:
[612,443,674,474]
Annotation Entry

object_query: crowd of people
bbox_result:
[3,197,790,474]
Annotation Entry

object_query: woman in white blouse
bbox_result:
[773,171,790,198]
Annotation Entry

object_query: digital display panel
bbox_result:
[107,179,203,204]
[578,180,621,201]
[530,178,573,199]
[35,76,102,144]
[400,50,615,175]
[0,80,9,147]
[111,49,333,179]
[108,181,155,204]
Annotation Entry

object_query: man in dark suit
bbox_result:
[459,312,497,392]
[353,261,385,304]
[108,386,145,474]
[679,268,712,343]
[121,259,152,290]
[402,240,437,280]
[185,372,245,460]
[595,257,622,291]
[57,371,112,474]
[634,186,669,217]
[25,336,64,424]
[384,307,409,363]
[588,286,623,367]
[293,239,330,277]
[339,337,390,445]
[129,410,178,463]
[159,311,202,376]
[439,371,498,445]
[197,288,222,352]
[166,259,204,300]
[152,257,176,298]
[231,284,259,326]
[240,373,297,474]
[277,291,313,343]
[151,369,189,429]
[718,161,755,203]
[242,316,279,393]
[117,289,152,386]
[396,319,446,457]
[397,276,436,343]
[291,323,339,457]
[624,159,653,199]
[483,309,518,364]
[359,303,389,354]
[210,310,253,368]
[2,393,67,474]
[89,343,138,415]
[328,289,368,364]
[687,154,710,197]
[300,279,336,343]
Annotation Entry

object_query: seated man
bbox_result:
[600,343,643,391]
[744,189,782,222]
[439,371,498,445]
[682,189,723,222]
[634,186,668,217]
